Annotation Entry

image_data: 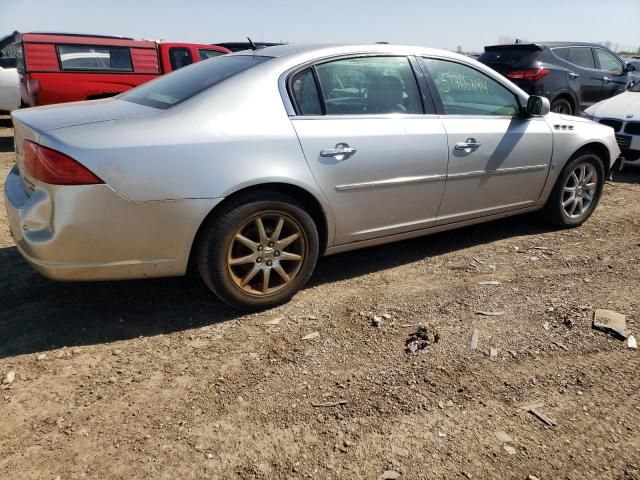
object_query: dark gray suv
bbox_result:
[479,42,635,115]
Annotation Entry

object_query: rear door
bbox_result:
[420,57,553,224]
[594,48,629,100]
[566,47,603,107]
[289,56,449,245]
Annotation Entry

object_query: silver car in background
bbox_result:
[4,44,621,309]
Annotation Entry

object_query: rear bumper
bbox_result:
[4,165,221,281]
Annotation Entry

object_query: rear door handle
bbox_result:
[320,144,357,161]
[455,139,482,151]
[569,72,580,79]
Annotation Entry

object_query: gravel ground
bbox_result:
[1,115,639,479]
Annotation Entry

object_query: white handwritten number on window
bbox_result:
[436,73,489,95]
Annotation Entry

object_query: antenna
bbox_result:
[247,37,258,51]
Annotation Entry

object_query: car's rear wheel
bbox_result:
[550,98,573,115]
[541,152,605,227]
[196,192,319,310]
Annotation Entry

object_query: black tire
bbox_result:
[551,98,573,115]
[540,152,605,227]
[196,191,319,310]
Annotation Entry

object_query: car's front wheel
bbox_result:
[541,152,605,227]
[196,192,319,310]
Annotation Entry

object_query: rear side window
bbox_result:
[568,47,595,69]
[422,58,520,116]
[291,68,323,115]
[122,54,271,109]
[198,49,226,61]
[314,56,423,115]
[169,47,193,70]
[58,45,132,71]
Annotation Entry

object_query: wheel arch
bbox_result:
[550,92,577,114]
[188,182,331,269]
[571,142,611,177]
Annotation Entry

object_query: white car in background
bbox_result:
[586,82,640,166]
[0,56,20,113]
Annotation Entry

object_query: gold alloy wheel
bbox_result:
[226,212,306,296]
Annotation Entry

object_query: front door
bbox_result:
[594,48,629,100]
[288,56,449,246]
[419,57,553,224]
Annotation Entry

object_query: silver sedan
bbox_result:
[4,44,621,309]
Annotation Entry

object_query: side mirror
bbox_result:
[626,63,637,73]
[526,95,550,116]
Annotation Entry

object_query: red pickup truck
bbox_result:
[13,32,230,107]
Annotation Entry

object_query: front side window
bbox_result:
[568,47,595,69]
[595,49,623,74]
[169,47,193,71]
[58,45,132,71]
[198,49,226,61]
[314,56,423,115]
[422,58,520,116]
[290,68,322,115]
[122,55,271,109]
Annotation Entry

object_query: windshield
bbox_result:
[122,55,271,109]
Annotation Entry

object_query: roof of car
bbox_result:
[485,41,607,50]
[233,43,459,60]
[24,32,135,40]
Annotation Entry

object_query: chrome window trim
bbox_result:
[279,51,529,117]
[558,46,603,73]
[280,52,425,117]
[290,113,440,121]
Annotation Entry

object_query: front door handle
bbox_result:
[455,138,482,151]
[569,72,580,79]
[320,144,357,161]
[603,76,612,83]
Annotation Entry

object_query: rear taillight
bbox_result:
[507,67,550,81]
[22,140,103,185]
[26,78,41,105]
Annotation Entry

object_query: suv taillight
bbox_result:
[26,78,40,105]
[22,140,103,185]
[507,68,550,81]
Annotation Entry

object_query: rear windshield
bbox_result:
[478,48,540,67]
[122,55,271,109]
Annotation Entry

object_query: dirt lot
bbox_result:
[1,114,639,480]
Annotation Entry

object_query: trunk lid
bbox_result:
[12,97,159,132]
